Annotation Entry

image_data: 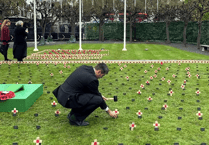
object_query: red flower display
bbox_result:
[0,91,15,100]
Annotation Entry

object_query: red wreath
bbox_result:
[0,91,15,101]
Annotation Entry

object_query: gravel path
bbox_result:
[158,42,209,56]
[8,40,209,56]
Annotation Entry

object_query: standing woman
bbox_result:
[13,20,28,62]
[0,19,12,61]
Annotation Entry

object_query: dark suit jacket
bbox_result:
[53,65,107,109]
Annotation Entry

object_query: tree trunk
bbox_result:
[2,11,5,20]
[71,23,75,36]
[71,15,76,36]
[197,21,202,49]
[134,22,136,41]
[41,22,47,38]
[102,28,104,42]
[101,22,104,42]
[183,21,188,47]
[49,24,52,38]
[99,23,101,41]
[99,21,104,41]
[130,21,132,42]
[165,21,171,44]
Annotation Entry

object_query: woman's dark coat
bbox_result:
[13,26,28,59]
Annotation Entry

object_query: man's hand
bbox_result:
[107,109,118,119]
[102,96,107,101]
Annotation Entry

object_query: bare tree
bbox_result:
[62,0,79,37]
[47,2,62,40]
[0,0,26,20]
[114,0,149,42]
[175,1,198,47]
[89,0,115,42]
[151,3,179,44]
[191,0,209,49]
[29,0,57,42]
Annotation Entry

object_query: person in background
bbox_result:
[0,19,12,61]
[13,20,28,62]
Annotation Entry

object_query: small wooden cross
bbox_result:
[196,111,203,117]
[114,109,119,115]
[137,90,141,94]
[129,122,136,131]
[55,109,61,114]
[163,104,168,110]
[140,84,144,88]
[169,90,174,96]
[181,84,185,89]
[167,80,171,85]
[196,90,200,95]
[153,121,160,128]
[51,101,57,106]
[91,139,99,145]
[33,137,42,145]
[136,110,143,116]
[12,108,18,114]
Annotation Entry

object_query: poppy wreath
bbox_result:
[0,91,15,101]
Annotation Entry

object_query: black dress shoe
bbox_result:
[70,120,89,126]
[67,112,75,120]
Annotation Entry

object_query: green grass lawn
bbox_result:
[1,43,209,61]
[0,62,209,145]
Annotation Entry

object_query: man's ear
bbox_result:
[98,70,102,74]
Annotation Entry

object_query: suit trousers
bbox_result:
[65,94,106,121]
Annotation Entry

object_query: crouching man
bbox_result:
[53,63,118,126]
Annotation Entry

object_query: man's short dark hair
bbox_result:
[95,63,109,74]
